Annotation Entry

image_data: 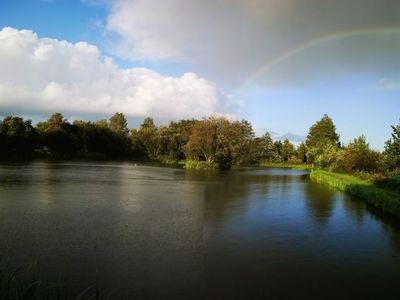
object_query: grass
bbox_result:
[0,257,116,300]
[260,161,312,171]
[183,159,218,170]
[310,170,400,217]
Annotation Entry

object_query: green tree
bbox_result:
[274,140,283,156]
[315,143,343,170]
[138,117,159,158]
[130,128,146,157]
[185,117,254,169]
[306,114,340,163]
[281,139,296,162]
[343,135,381,173]
[249,132,279,163]
[383,120,400,170]
[109,112,129,136]
[306,114,340,149]
[95,119,108,128]
[296,142,308,163]
[155,119,197,162]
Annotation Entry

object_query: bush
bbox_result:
[374,177,400,192]
[287,156,302,165]
[342,135,381,173]
[314,143,343,170]
[184,159,218,170]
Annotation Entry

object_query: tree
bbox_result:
[0,116,37,155]
[249,132,279,163]
[95,119,108,128]
[185,117,218,162]
[281,139,296,162]
[109,112,129,136]
[217,119,254,166]
[343,135,381,173]
[130,128,146,157]
[185,117,254,169]
[36,113,77,154]
[297,142,307,163]
[315,143,343,170]
[156,119,197,162]
[138,117,159,158]
[274,140,283,156]
[383,120,400,170]
[306,114,340,149]
[306,114,340,163]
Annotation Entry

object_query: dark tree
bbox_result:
[0,116,37,155]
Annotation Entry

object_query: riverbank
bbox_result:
[310,170,400,217]
[260,162,312,171]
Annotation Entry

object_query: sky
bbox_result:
[0,0,399,149]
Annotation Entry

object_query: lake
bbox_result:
[1,161,400,299]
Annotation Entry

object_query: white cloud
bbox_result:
[105,0,400,86]
[0,27,230,119]
[377,78,400,92]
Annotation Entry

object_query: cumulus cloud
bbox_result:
[0,27,230,119]
[106,0,400,86]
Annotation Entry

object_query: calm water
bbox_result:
[1,161,400,299]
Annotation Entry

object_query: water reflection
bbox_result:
[304,181,337,227]
[1,163,400,298]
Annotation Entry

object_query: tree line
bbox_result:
[0,112,399,174]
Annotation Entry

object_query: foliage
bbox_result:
[185,117,254,169]
[342,135,381,173]
[260,161,311,170]
[0,112,398,174]
[306,114,340,149]
[306,114,340,164]
[312,143,342,170]
[296,142,307,163]
[383,120,400,171]
[281,139,296,162]
[248,132,280,163]
[274,140,283,156]
[374,176,400,192]
[0,116,37,156]
[36,113,78,154]
[109,112,129,136]
[138,117,159,159]
[287,156,302,165]
[184,159,218,170]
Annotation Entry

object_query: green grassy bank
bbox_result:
[260,162,312,171]
[310,170,400,217]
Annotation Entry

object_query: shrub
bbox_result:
[342,135,381,173]
[184,159,218,170]
[287,156,302,165]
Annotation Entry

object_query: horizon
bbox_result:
[1,0,400,150]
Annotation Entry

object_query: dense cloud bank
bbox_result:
[0,27,228,119]
[107,0,400,85]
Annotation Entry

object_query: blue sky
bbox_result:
[0,0,399,150]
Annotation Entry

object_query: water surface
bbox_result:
[1,161,400,299]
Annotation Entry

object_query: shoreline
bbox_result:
[310,170,400,217]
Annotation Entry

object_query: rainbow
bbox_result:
[241,26,400,89]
